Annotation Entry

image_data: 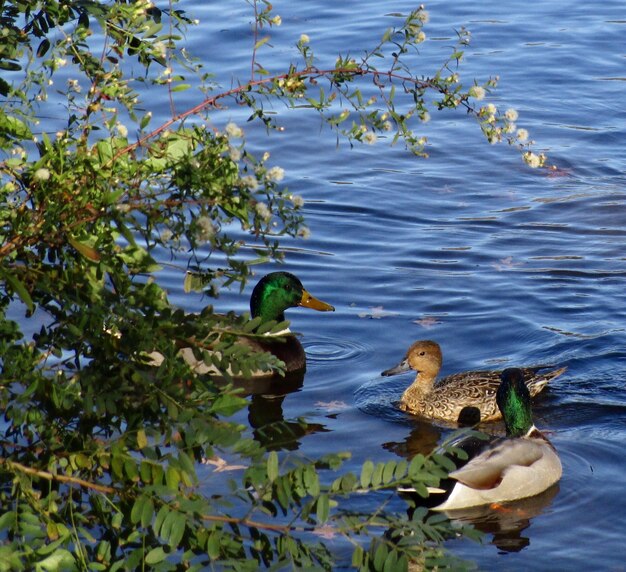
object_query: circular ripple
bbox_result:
[302,336,370,364]
[354,376,407,423]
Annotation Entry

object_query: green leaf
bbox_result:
[432,453,457,473]
[316,494,329,524]
[136,429,148,449]
[96,139,113,163]
[131,497,145,525]
[145,546,167,565]
[140,112,152,129]
[171,83,191,92]
[0,61,21,71]
[360,460,374,488]
[36,38,51,57]
[68,237,101,262]
[141,498,155,528]
[167,513,186,547]
[0,511,16,531]
[254,36,270,50]
[1,270,34,312]
[0,112,32,140]
[267,451,279,482]
[165,466,181,491]
[207,532,221,559]
[372,462,384,487]
[153,506,169,537]
[408,454,425,477]
[0,78,11,96]
[352,545,365,569]
[373,543,388,571]
[382,460,396,484]
[35,550,75,571]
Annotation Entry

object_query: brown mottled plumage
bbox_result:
[381,340,566,423]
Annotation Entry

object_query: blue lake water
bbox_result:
[171,1,626,569]
[28,0,626,568]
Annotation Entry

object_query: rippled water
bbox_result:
[171,1,626,569]
[42,0,626,568]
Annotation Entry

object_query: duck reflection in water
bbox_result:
[241,372,329,451]
[382,406,481,459]
[407,484,560,554]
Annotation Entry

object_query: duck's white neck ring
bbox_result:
[264,327,292,337]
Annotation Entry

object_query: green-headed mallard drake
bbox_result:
[241,271,335,374]
[159,271,334,378]
[424,368,562,511]
[381,340,566,423]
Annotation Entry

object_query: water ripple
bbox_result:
[303,336,370,364]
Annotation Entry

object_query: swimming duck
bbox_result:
[155,271,335,378]
[240,271,335,375]
[424,368,562,511]
[381,340,566,423]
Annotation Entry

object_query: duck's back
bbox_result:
[420,366,564,423]
[434,435,562,510]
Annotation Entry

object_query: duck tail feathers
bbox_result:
[526,365,567,394]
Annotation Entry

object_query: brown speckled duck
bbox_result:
[381,340,566,423]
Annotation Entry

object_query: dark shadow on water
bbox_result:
[382,408,495,459]
[382,420,443,457]
[236,371,329,451]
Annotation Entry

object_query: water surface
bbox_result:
[91,1,626,568]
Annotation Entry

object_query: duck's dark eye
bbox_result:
[419,351,426,356]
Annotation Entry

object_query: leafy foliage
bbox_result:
[0,0,541,569]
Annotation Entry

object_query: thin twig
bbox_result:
[0,458,117,495]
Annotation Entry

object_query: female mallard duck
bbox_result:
[159,272,334,378]
[381,340,566,423]
[424,368,562,511]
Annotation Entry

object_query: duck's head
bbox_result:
[381,340,442,377]
[497,368,534,437]
[250,271,335,322]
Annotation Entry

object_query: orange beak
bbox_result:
[299,289,335,312]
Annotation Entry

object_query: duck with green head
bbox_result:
[173,271,334,378]
[416,368,562,511]
[245,271,335,374]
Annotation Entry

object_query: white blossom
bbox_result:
[33,168,50,181]
[505,108,519,122]
[266,166,285,182]
[416,9,430,23]
[363,131,377,145]
[468,85,486,100]
[228,146,241,162]
[116,123,128,138]
[255,202,272,222]
[297,226,311,239]
[195,216,216,243]
[240,175,258,190]
[524,151,541,169]
[225,122,243,138]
